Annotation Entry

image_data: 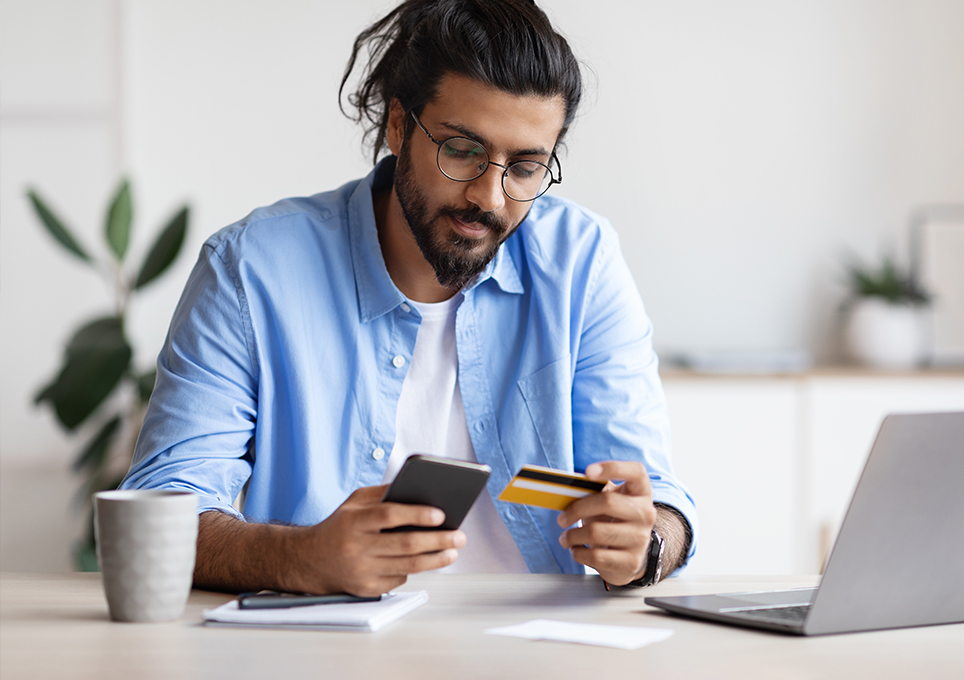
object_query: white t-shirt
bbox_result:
[382,294,529,574]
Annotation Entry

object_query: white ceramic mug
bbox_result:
[94,490,198,623]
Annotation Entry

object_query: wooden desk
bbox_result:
[2,572,962,679]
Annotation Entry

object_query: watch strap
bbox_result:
[626,528,664,587]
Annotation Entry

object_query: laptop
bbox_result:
[645,412,964,635]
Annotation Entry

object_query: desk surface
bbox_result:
[2,572,962,680]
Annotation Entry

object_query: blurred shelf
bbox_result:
[659,364,964,380]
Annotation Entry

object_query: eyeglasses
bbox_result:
[409,110,562,202]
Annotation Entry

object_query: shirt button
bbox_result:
[392,355,406,368]
[400,303,412,313]
[372,447,385,460]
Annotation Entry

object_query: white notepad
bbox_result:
[202,591,428,632]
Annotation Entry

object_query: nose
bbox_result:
[463,164,506,214]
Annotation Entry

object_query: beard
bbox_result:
[393,144,524,290]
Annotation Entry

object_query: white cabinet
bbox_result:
[802,376,964,571]
[663,379,800,576]
[661,370,964,576]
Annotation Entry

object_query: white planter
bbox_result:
[845,298,929,369]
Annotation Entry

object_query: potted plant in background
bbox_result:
[843,256,931,369]
[27,180,189,570]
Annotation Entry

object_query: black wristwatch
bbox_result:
[628,528,664,587]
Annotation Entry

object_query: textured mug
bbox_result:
[94,490,198,623]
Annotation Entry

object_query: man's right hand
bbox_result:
[293,484,465,596]
[193,485,465,597]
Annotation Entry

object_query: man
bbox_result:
[122,0,697,597]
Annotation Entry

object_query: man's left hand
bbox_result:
[557,460,657,586]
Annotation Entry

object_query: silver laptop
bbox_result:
[646,412,964,635]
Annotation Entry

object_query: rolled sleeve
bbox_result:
[121,239,259,520]
[571,224,698,568]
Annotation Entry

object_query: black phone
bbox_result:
[380,454,491,532]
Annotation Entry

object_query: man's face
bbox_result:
[388,73,566,290]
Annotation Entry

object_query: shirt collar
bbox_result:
[349,157,524,323]
[463,235,524,296]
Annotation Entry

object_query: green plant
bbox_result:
[846,256,930,305]
[27,179,189,570]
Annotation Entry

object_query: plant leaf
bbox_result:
[74,542,100,572]
[134,206,189,289]
[845,255,931,305]
[136,370,157,404]
[34,317,132,430]
[72,415,122,473]
[105,179,132,261]
[26,189,93,263]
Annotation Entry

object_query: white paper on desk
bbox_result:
[202,591,428,632]
[485,619,673,650]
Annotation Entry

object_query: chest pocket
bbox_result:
[517,355,573,470]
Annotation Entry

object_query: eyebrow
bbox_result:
[438,120,552,159]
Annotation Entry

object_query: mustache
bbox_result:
[440,207,509,235]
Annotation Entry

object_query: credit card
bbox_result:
[498,464,606,511]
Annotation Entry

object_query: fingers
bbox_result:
[585,460,653,498]
[344,548,461,597]
[376,528,466,558]
[558,461,654,528]
[561,521,652,586]
[559,518,635,550]
[358,501,447,532]
[345,497,466,565]
[378,548,461,576]
[340,527,464,596]
[558,487,655,529]
[567,545,643,582]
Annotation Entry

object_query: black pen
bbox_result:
[237,591,382,609]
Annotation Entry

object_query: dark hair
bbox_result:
[340,0,582,164]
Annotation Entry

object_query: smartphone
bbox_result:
[380,454,491,532]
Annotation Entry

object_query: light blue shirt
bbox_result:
[122,159,698,574]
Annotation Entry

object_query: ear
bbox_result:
[386,98,407,156]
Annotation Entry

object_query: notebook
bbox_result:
[646,412,964,635]
[202,590,428,632]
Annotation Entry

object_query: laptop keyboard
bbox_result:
[730,604,812,626]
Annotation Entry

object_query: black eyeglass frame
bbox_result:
[409,110,562,202]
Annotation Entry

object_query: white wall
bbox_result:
[121,0,964,375]
[2,0,962,570]
[564,0,964,360]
